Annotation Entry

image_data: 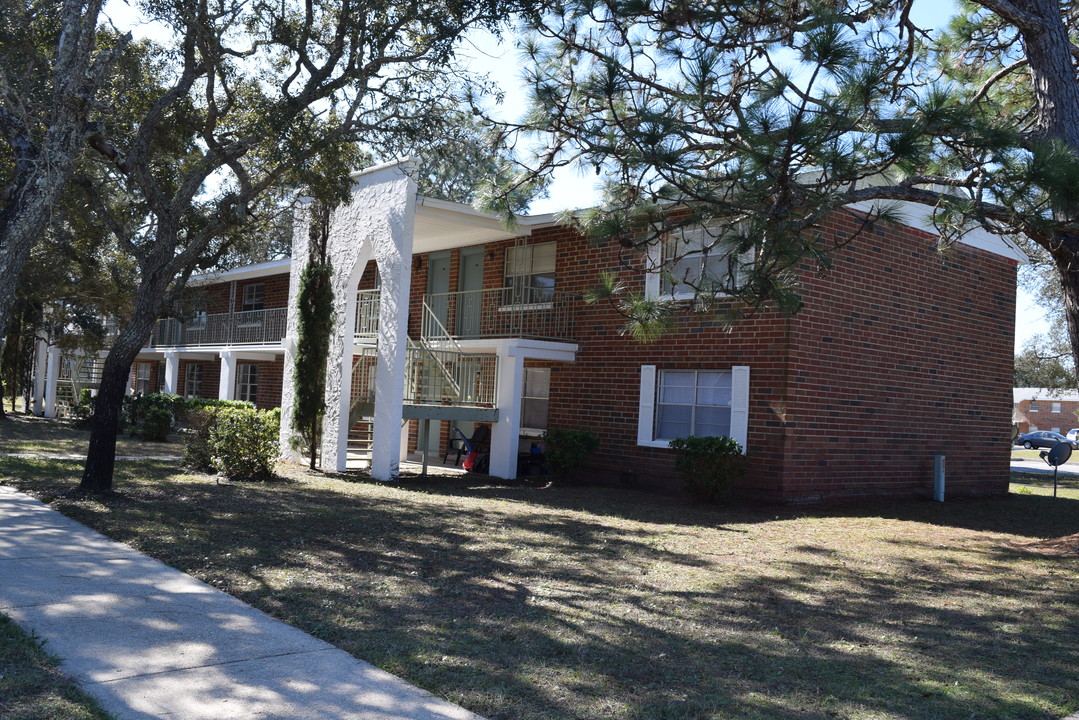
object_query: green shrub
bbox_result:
[542,428,600,483]
[71,389,94,428]
[140,405,173,441]
[669,435,747,503]
[196,406,281,480]
[183,408,217,472]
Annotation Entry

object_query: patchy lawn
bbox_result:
[0,428,1077,719]
[0,613,113,720]
[0,414,179,457]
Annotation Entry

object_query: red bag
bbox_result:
[462,451,479,471]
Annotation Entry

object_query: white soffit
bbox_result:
[414,196,531,252]
[846,200,1029,264]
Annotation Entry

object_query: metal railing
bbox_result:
[355,290,380,339]
[149,308,287,347]
[349,344,497,407]
[424,287,577,341]
[405,342,497,405]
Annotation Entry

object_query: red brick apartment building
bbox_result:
[62,162,1022,504]
[1013,389,1079,435]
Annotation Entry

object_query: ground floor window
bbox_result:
[185,364,202,398]
[136,363,151,394]
[521,367,550,436]
[637,365,750,449]
[236,364,259,404]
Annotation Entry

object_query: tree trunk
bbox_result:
[79,287,166,493]
[1052,244,1079,391]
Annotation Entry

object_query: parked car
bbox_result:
[1014,431,1079,450]
[1068,429,1079,443]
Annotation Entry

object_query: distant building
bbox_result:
[1013,388,1079,435]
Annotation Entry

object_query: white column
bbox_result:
[163,352,180,394]
[32,335,48,415]
[328,269,361,471]
[367,246,411,479]
[218,350,236,401]
[488,351,524,479]
[43,347,60,418]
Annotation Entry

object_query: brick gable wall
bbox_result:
[780,211,1015,502]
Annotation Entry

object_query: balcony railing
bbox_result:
[149,308,287,348]
[355,289,380,340]
[349,344,497,408]
[424,287,578,342]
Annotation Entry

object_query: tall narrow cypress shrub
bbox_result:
[292,201,335,469]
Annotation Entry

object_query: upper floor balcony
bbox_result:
[149,308,288,348]
[354,287,579,344]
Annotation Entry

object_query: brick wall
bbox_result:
[176,360,221,399]
[511,215,1016,503]
[779,210,1015,502]
[183,272,291,314]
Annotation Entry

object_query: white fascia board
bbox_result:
[454,337,578,362]
[845,200,1030,264]
[189,258,293,286]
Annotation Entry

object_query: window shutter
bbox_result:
[638,365,657,445]
[730,365,750,450]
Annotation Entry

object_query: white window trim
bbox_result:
[1053,402,1062,413]
[643,230,754,301]
[637,365,749,449]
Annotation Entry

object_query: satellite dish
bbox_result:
[1046,441,1073,467]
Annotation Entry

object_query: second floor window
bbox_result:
[1053,402,1062,413]
[660,224,752,299]
[242,283,265,312]
[504,241,556,304]
[1029,401,1039,412]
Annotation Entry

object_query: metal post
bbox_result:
[933,455,945,502]
[420,418,430,476]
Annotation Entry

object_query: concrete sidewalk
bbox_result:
[0,485,483,720]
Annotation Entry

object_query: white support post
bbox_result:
[329,268,361,472]
[32,335,48,415]
[163,352,180,395]
[218,351,236,401]
[368,244,411,479]
[488,351,524,479]
[43,347,60,418]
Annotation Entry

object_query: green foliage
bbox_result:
[292,206,335,469]
[212,407,281,480]
[123,393,251,440]
[669,436,748,504]
[185,406,281,480]
[541,428,600,482]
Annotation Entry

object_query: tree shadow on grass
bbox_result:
[4,458,1078,720]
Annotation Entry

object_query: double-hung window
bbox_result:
[637,365,749,449]
[184,364,202,398]
[520,368,551,436]
[241,283,265,312]
[236,364,259,405]
[504,241,556,305]
[136,363,151,395]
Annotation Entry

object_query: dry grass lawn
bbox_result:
[1,417,1078,720]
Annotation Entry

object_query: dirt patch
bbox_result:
[1013,532,1079,557]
